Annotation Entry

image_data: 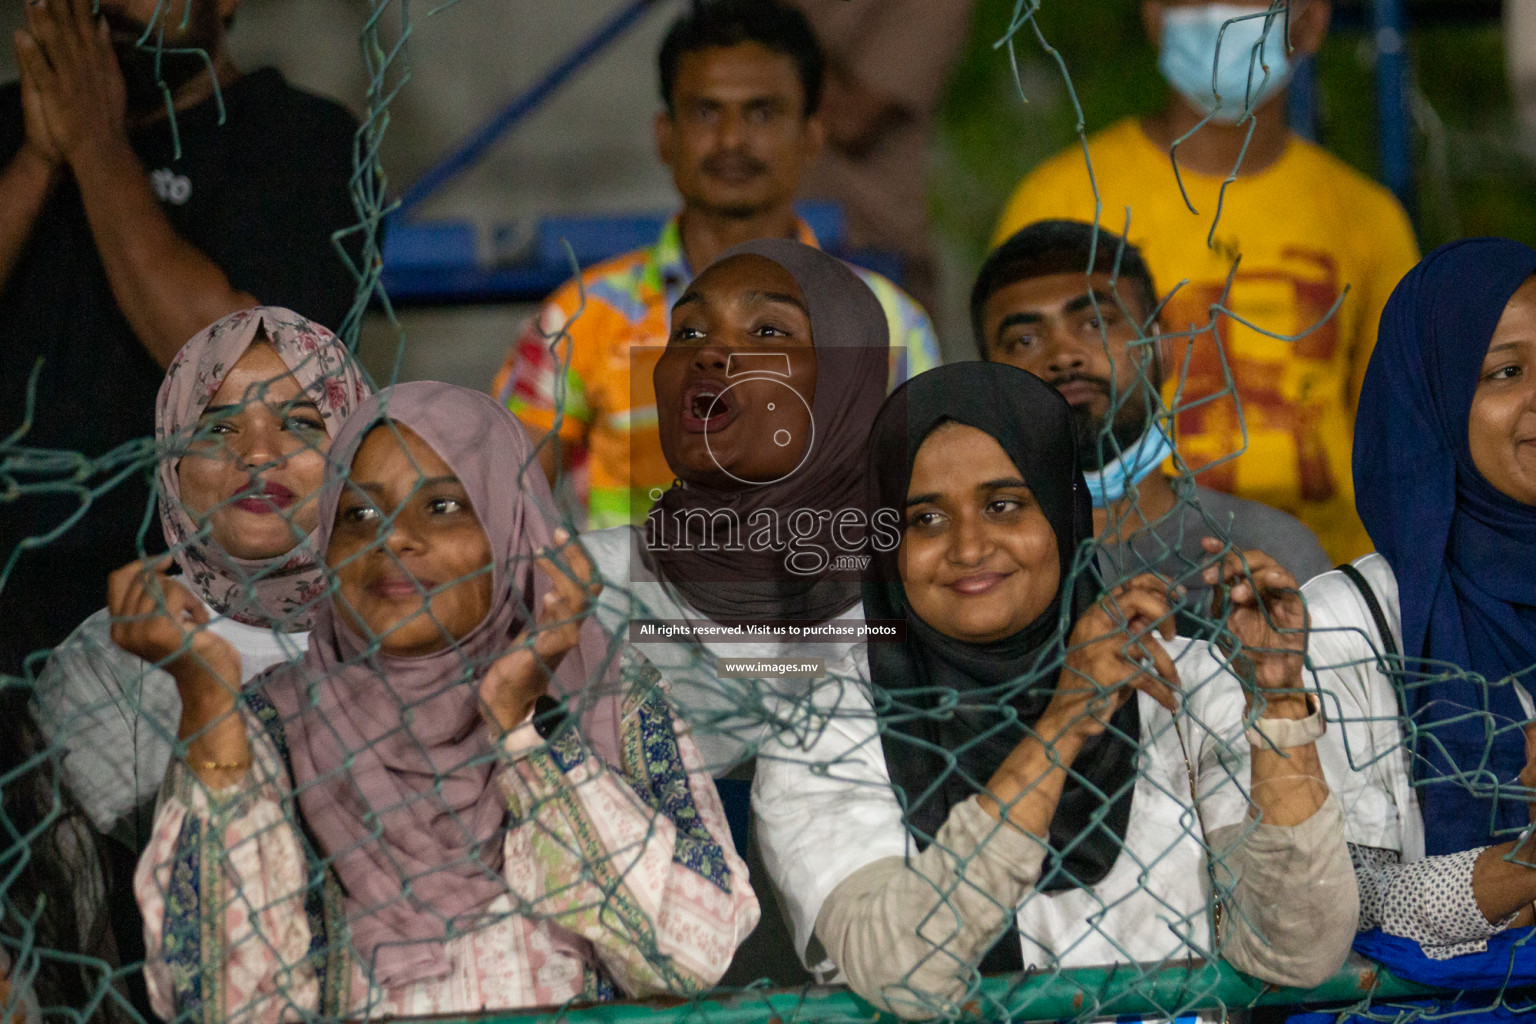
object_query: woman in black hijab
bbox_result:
[863,356,1151,899]
[754,362,1357,1019]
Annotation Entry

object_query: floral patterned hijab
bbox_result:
[155,307,370,630]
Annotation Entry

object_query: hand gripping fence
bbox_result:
[3,3,1532,1024]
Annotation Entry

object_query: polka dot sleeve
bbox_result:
[1352,843,1518,959]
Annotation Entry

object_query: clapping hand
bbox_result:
[108,557,248,783]
[479,530,603,733]
[13,20,60,169]
[14,0,127,165]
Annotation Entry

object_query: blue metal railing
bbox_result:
[394,0,669,220]
[1372,0,1414,207]
[381,0,1440,308]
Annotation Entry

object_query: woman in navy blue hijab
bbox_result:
[1307,237,1536,972]
[1357,238,1536,854]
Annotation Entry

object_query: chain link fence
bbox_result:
[4,2,1535,1023]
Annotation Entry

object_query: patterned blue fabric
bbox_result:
[245,689,289,765]
[545,722,588,776]
[243,688,345,1009]
[162,809,205,1018]
[593,966,619,1002]
[628,691,730,892]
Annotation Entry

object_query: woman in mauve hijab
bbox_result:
[124,383,757,1021]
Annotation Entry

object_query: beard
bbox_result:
[107,7,221,115]
[1058,376,1157,472]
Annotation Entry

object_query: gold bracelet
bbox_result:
[191,757,251,772]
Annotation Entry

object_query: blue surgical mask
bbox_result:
[1081,425,1176,510]
[1157,3,1294,124]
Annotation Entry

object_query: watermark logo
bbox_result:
[645,504,901,576]
[637,344,909,580]
[703,352,815,486]
[628,619,905,644]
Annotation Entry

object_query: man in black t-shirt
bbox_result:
[0,0,361,677]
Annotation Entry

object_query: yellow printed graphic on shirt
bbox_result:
[994,117,1420,562]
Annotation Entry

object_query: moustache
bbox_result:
[700,152,768,178]
[1048,373,1113,395]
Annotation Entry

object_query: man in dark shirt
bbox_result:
[0,0,360,677]
[972,219,1332,636]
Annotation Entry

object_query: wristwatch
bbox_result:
[1244,693,1325,750]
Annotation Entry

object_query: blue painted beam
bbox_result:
[1373,0,1414,207]
[1288,55,1319,141]
[395,0,668,219]
[378,246,902,307]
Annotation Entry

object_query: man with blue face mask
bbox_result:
[992,0,1419,568]
[973,219,1331,636]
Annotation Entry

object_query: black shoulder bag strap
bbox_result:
[1336,562,1400,660]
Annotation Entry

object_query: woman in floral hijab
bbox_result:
[35,306,370,853]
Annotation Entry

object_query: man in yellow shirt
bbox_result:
[993,0,1419,561]
[494,0,938,529]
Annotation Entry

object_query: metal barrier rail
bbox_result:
[428,954,1439,1024]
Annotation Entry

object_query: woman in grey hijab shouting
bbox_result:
[581,239,894,776]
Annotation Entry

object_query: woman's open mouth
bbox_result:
[681,380,737,434]
[231,479,296,514]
